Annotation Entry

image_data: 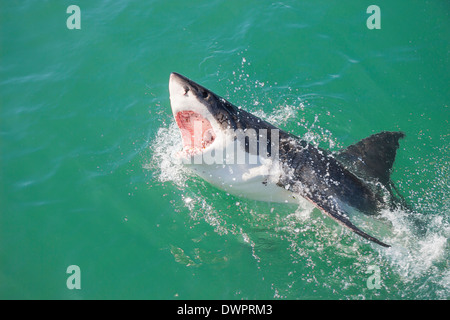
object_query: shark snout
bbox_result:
[169,72,189,98]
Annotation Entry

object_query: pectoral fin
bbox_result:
[307,195,391,248]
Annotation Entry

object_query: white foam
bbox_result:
[148,122,188,187]
[377,206,449,297]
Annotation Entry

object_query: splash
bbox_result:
[147,122,188,187]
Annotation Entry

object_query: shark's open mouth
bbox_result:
[175,110,216,155]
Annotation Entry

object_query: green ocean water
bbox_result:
[1,0,449,300]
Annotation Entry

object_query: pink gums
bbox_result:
[175,111,216,154]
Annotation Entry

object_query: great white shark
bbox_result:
[168,72,406,247]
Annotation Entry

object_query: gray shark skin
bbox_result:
[169,72,406,247]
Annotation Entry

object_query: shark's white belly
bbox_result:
[188,161,299,204]
[179,136,301,204]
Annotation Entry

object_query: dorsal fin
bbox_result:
[336,131,405,187]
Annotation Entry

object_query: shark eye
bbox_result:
[183,86,190,95]
[200,89,209,99]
